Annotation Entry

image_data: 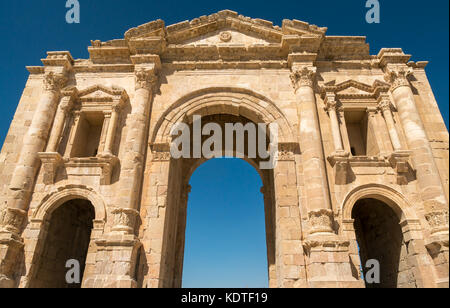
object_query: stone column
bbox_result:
[385,64,449,286]
[379,95,402,152]
[46,94,74,153]
[290,65,363,288]
[101,102,121,157]
[325,93,345,153]
[290,66,334,235]
[0,70,68,287]
[116,66,158,213]
[386,65,449,229]
[84,63,160,288]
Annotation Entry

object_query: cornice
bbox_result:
[24,11,427,75]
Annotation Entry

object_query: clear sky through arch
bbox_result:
[182,158,269,288]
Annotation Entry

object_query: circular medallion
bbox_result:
[219,31,232,42]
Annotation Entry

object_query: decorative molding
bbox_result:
[64,156,119,185]
[290,66,316,90]
[38,152,64,185]
[0,208,28,235]
[328,152,351,185]
[308,209,334,234]
[384,65,413,92]
[425,210,449,234]
[43,72,68,92]
[111,208,140,234]
[388,151,412,185]
[135,68,158,91]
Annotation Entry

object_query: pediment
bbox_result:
[181,28,276,46]
[322,79,390,98]
[77,85,128,102]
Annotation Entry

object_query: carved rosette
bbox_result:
[43,72,68,92]
[385,66,413,92]
[308,209,334,234]
[0,208,28,235]
[111,208,140,233]
[290,66,316,91]
[135,68,158,91]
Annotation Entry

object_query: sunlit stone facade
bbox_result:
[0,10,448,288]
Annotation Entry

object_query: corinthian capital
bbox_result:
[0,208,27,235]
[290,66,317,91]
[378,95,394,112]
[384,65,413,92]
[324,93,338,111]
[43,71,68,92]
[135,68,158,91]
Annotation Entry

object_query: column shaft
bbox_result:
[103,109,119,156]
[291,66,334,235]
[380,101,402,151]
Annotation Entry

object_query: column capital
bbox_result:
[308,209,335,234]
[135,66,159,91]
[290,65,317,91]
[59,95,75,114]
[378,96,394,113]
[0,208,28,236]
[384,64,414,92]
[324,92,338,111]
[43,71,68,92]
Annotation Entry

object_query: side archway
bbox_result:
[341,184,431,288]
[23,185,107,288]
[32,184,107,223]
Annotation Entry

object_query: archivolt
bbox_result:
[151,87,296,146]
[33,184,107,223]
[341,184,419,222]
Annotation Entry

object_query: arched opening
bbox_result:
[352,198,417,288]
[152,111,278,288]
[182,158,269,288]
[29,199,95,288]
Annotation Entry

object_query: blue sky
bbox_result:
[0,0,448,288]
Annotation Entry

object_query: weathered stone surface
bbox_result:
[0,11,448,288]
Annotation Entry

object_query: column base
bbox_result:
[304,234,364,288]
[425,232,449,288]
[0,230,25,288]
[82,233,141,288]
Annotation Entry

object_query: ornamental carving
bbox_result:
[425,210,449,233]
[219,31,232,42]
[0,208,28,235]
[135,69,158,90]
[43,72,68,92]
[385,66,413,92]
[378,97,394,112]
[290,66,316,91]
[111,208,140,233]
[308,209,334,233]
[152,151,171,162]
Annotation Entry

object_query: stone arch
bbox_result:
[23,185,106,288]
[341,184,431,288]
[341,184,418,223]
[33,184,107,224]
[151,87,296,146]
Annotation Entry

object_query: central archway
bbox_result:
[182,158,269,288]
[143,88,300,288]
